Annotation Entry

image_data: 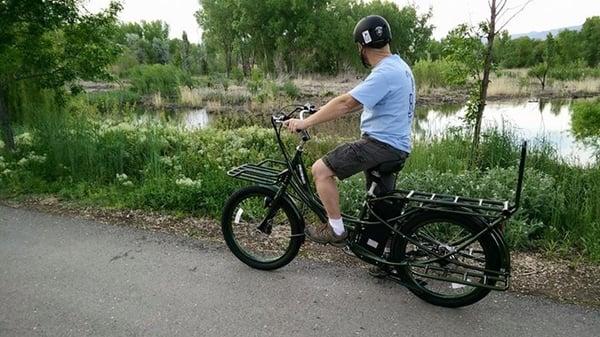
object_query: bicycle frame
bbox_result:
[227,105,528,291]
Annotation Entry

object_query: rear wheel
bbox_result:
[221,186,304,270]
[393,211,502,307]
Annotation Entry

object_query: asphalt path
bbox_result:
[1,206,599,337]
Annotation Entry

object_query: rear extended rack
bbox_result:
[377,141,527,217]
[227,159,288,185]
[395,189,512,215]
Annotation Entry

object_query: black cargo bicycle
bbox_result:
[221,104,527,307]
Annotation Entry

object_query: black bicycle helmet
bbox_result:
[353,15,392,48]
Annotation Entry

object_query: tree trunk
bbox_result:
[472,0,497,162]
[0,84,15,151]
[224,43,232,77]
[541,67,548,91]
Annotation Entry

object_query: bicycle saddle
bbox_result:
[371,159,406,175]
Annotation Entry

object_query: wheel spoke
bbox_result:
[229,195,293,263]
[396,216,496,303]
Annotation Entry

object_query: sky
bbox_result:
[85,0,600,42]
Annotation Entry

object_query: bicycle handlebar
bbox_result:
[272,103,316,142]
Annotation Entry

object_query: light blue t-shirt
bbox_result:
[349,54,415,153]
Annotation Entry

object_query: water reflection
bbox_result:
[182,109,210,129]
[142,108,213,129]
[414,99,596,165]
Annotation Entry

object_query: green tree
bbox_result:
[581,16,600,67]
[442,0,532,164]
[0,0,122,150]
[196,0,239,76]
[555,29,583,65]
[528,33,557,91]
[356,1,433,65]
[492,30,510,67]
[180,32,192,73]
[196,0,433,76]
[571,99,600,152]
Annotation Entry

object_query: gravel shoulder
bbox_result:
[1,196,599,308]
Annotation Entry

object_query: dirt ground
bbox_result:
[2,196,598,308]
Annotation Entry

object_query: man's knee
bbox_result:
[312,159,335,181]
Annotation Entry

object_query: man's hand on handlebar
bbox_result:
[282,118,308,133]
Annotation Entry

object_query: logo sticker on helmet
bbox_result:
[375,26,383,37]
[362,30,372,44]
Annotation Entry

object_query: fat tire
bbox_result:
[393,211,502,308]
[221,185,303,270]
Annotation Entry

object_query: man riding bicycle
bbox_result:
[284,15,415,248]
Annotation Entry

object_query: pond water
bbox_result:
[150,98,598,166]
[413,99,597,165]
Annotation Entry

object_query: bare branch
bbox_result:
[496,0,509,16]
[497,2,526,21]
[496,0,534,33]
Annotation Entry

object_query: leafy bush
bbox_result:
[128,64,192,97]
[2,113,600,261]
[413,59,464,89]
[245,69,300,101]
[571,99,600,140]
[85,90,141,114]
[548,61,600,81]
[279,80,300,98]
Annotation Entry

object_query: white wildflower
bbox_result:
[1,169,12,176]
[15,132,33,147]
[114,122,135,133]
[0,139,4,151]
[116,173,134,186]
[17,158,28,166]
[159,156,173,167]
[176,177,202,189]
[116,173,128,182]
[27,152,46,164]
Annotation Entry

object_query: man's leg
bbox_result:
[311,159,341,219]
[302,158,347,246]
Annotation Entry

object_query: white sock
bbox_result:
[328,218,345,235]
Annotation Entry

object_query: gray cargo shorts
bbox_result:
[322,135,409,192]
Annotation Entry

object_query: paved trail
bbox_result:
[1,206,598,337]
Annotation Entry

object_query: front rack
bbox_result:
[227,159,288,185]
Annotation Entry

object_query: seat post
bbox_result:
[367,181,378,197]
[367,170,382,197]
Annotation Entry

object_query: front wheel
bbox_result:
[221,185,304,270]
[392,211,503,307]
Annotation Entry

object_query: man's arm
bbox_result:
[284,93,361,132]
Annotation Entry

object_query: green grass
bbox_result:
[1,109,600,262]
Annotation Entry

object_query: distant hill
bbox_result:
[511,25,582,40]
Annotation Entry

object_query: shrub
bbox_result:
[85,90,141,114]
[2,114,600,261]
[571,99,600,140]
[413,59,466,89]
[128,64,191,97]
[279,80,300,98]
